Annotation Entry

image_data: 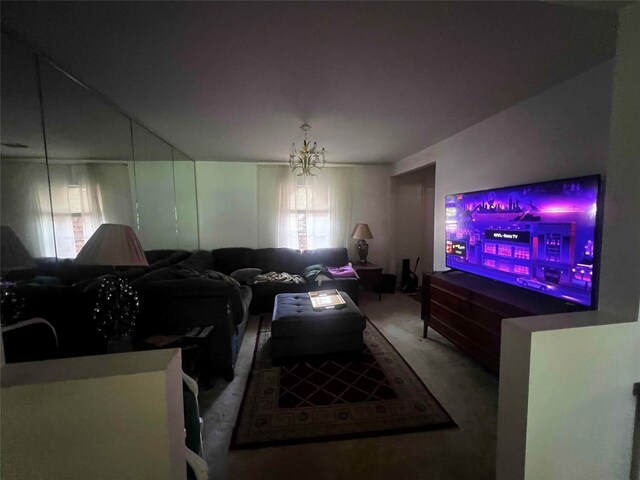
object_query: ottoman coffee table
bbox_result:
[271,292,366,358]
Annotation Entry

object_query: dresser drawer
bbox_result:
[431,285,471,312]
[422,270,578,374]
[430,275,472,301]
[472,291,533,319]
[430,302,500,353]
[428,315,499,372]
[432,286,502,335]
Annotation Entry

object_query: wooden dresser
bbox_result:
[421,271,585,373]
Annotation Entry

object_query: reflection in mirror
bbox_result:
[173,150,199,250]
[132,123,177,249]
[39,60,136,259]
[0,33,55,259]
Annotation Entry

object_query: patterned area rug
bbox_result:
[230,317,455,449]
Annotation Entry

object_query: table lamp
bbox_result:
[351,223,373,264]
[75,223,148,267]
[1,226,35,274]
[74,224,147,352]
[0,226,34,325]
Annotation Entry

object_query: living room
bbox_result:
[1,2,639,480]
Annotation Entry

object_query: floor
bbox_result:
[198,292,499,480]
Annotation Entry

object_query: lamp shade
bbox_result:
[75,224,148,266]
[351,223,373,240]
[0,226,35,273]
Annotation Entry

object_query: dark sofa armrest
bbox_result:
[136,278,247,332]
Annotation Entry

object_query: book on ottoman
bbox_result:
[309,289,346,310]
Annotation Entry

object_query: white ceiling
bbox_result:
[0,1,618,164]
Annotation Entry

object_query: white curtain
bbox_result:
[1,161,134,259]
[256,165,291,247]
[48,164,104,258]
[256,165,352,250]
[0,160,56,257]
[48,162,134,258]
[324,167,352,248]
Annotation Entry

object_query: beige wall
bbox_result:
[393,60,613,273]
[597,3,640,321]
[194,162,392,269]
[390,166,435,281]
[393,16,640,477]
[195,161,259,249]
[1,349,186,480]
[348,165,391,270]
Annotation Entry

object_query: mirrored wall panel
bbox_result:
[0,33,55,259]
[40,60,136,258]
[132,123,177,250]
[1,30,200,262]
[173,150,199,250]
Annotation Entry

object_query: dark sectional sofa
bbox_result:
[5,249,194,358]
[5,247,359,383]
[132,247,359,380]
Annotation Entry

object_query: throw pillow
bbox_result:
[302,263,334,283]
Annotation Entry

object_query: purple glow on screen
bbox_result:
[445,175,600,307]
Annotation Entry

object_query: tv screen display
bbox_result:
[445,175,601,307]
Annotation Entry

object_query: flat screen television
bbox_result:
[445,175,602,307]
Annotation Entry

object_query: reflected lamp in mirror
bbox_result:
[74,224,145,353]
[351,223,373,264]
[75,224,148,266]
[0,226,35,274]
[0,226,33,325]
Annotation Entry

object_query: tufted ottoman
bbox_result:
[271,292,366,358]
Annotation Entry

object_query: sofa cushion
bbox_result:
[302,264,334,283]
[300,248,349,269]
[210,248,256,274]
[131,266,182,287]
[145,249,192,268]
[230,268,262,285]
[177,250,214,271]
[254,248,303,274]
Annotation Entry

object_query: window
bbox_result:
[263,166,351,250]
[52,185,92,257]
[287,184,330,250]
[52,182,105,258]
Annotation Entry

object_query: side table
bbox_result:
[140,326,213,380]
[353,262,383,301]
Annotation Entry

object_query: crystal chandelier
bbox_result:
[289,124,325,176]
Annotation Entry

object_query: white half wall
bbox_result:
[1,349,186,480]
[498,313,639,480]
